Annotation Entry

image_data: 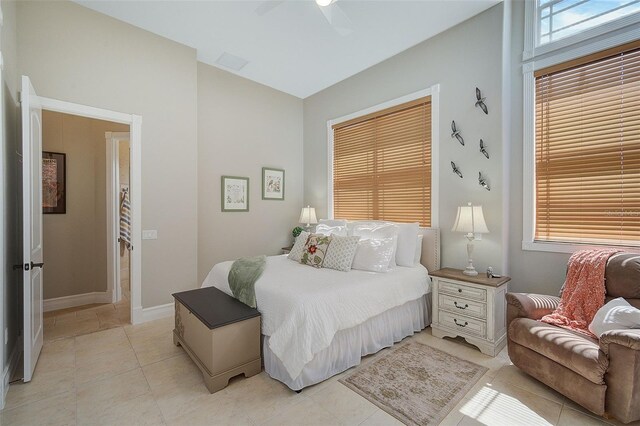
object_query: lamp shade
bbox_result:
[299,205,318,226]
[451,203,489,234]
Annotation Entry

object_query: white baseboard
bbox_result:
[132,302,174,325]
[1,339,21,410]
[43,291,113,312]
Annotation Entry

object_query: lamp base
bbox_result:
[463,240,478,276]
[463,267,479,276]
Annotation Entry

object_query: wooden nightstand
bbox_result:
[430,268,510,357]
[281,246,293,255]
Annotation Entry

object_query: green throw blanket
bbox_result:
[228,255,266,308]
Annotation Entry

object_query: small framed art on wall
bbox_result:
[262,167,284,201]
[221,176,249,212]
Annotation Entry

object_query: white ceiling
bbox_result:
[74,0,501,98]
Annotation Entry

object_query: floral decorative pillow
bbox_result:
[288,231,310,262]
[300,234,332,268]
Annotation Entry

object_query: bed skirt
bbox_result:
[263,293,432,391]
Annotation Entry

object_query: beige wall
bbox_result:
[197,63,304,282]
[17,1,199,308]
[2,0,20,373]
[41,111,128,300]
[303,4,505,274]
[505,1,568,295]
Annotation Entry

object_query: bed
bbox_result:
[201,226,440,390]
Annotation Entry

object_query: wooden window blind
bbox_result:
[534,40,640,244]
[332,96,431,227]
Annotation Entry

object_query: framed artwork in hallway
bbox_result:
[42,151,66,214]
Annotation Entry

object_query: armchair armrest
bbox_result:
[599,329,640,357]
[600,328,640,423]
[506,293,560,325]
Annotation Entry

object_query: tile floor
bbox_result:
[3,319,636,426]
[43,292,130,343]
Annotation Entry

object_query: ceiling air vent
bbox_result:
[215,52,249,71]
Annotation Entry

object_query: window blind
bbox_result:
[332,97,431,227]
[534,41,640,244]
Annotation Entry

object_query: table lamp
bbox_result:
[451,202,489,276]
[299,205,318,229]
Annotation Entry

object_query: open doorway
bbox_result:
[18,75,143,384]
[41,112,130,342]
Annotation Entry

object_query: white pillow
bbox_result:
[589,297,640,338]
[394,222,419,267]
[315,223,348,237]
[319,219,348,227]
[350,222,399,268]
[287,231,310,262]
[351,237,396,273]
[413,235,423,266]
[322,235,360,272]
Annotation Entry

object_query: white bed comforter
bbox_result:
[201,255,430,379]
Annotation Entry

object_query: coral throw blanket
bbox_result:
[541,249,620,338]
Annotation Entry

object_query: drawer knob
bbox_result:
[454,319,469,327]
[454,301,469,310]
[458,288,462,293]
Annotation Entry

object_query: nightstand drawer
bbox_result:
[439,311,486,338]
[439,280,487,302]
[439,294,486,319]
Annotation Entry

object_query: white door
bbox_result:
[21,76,43,382]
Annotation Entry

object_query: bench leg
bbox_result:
[243,359,261,378]
[203,359,262,394]
[204,375,231,394]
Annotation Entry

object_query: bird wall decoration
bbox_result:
[480,139,489,159]
[478,172,490,191]
[451,121,464,146]
[475,87,488,115]
[451,161,463,178]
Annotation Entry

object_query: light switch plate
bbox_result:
[142,230,158,240]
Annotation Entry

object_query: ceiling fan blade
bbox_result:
[319,3,354,36]
[255,0,285,16]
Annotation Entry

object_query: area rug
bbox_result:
[339,342,488,426]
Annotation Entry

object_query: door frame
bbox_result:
[105,132,130,304]
[38,97,142,324]
[0,4,5,407]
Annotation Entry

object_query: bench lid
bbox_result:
[173,287,260,330]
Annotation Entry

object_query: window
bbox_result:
[538,0,640,46]
[523,0,640,61]
[534,41,640,246]
[331,95,433,227]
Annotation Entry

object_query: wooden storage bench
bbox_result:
[173,286,261,393]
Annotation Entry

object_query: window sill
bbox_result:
[522,240,640,254]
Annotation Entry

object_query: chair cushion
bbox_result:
[509,318,609,385]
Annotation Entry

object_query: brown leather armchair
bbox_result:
[506,253,640,424]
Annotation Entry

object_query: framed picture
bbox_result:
[221,176,249,212]
[262,167,285,201]
[42,151,66,214]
